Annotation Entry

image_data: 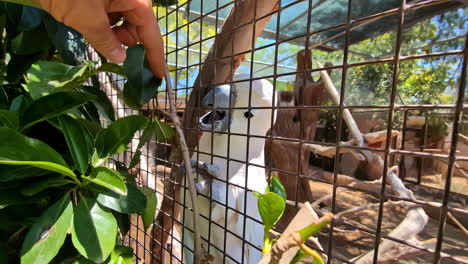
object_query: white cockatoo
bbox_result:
[181,75,277,264]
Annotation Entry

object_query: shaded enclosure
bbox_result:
[96,0,467,263]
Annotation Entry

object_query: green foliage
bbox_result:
[138,187,158,231]
[266,175,287,200]
[84,167,127,196]
[290,249,309,264]
[123,44,162,109]
[97,184,146,214]
[258,177,330,263]
[21,194,73,264]
[296,218,332,242]
[71,197,117,263]
[256,177,287,254]
[0,3,171,263]
[95,115,149,158]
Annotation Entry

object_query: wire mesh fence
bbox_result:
[94,0,467,263]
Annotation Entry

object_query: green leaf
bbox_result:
[268,175,287,201]
[97,184,146,214]
[0,110,19,129]
[71,197,117,263]
[74,257,95,264]
[80,101,101,124]
[11,25,50,55]
[21,91,96,130]
[128,150,141,170]
[106,246,133,264]
[0,86,8,110]
[138,187,157,230]
[17,6,42,31]
[42,13,85,65]
[26,61,89,99]
[77,118,102,138]
[256,192,286,231]
[95,115,149,158]
[57,115,94,174]
[113,212,130,238]
[0,166,49,183]
[0,240,7,264]
[9,95,30,114]
[296,217,331,242]
[21,194,73,264]
[137,121,155,149]
[291,247,324,264]
[75,245,133,264]
[6,53,42,83]
[290,249,309,264]
[153,119,175,142]
[97,63,126,77]
[20,175,71,196]
[123,44,162,109]
[83,167,127,196]
[0,187,28,209]
[80,85,115,121]
[0,127,76,181]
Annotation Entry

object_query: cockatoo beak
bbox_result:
[199,85,237,133]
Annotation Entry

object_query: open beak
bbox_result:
[199,85,236,132]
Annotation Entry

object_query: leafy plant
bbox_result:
[0,1,176,263]
[257,176,331,263]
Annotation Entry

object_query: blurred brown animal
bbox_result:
[265,49,330,230]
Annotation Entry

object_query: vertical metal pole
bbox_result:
[327,0,352,262]
[373,0,405,263]
[433,34,468,264]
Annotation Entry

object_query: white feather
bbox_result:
[182,78,276,264]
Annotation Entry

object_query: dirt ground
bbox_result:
[127,165,467,264]
[298,175,468,264]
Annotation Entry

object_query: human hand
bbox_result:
[36,0,165,78]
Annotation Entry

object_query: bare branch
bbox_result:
[334,200,415,220]
[162,68,203,264]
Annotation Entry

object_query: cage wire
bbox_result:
[90,0,468,263]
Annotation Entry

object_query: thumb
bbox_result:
[84,20,126,63]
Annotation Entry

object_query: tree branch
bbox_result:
[160,68,203,264]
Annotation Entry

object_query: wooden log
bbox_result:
[270,129,399,161]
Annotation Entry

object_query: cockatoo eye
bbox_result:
[244,111,254,119]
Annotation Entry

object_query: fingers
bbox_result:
[123,6,166,78]
[113,22,139,47]
[137,18,166,78]
[84,14,126,63]
[40,0,165,76]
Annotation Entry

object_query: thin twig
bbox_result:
[334,200,415,220]
[163,67,202,264]
[447,212,468,236]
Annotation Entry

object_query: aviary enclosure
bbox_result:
[94,0,467,263]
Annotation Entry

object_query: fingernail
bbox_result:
[111,47,126,63]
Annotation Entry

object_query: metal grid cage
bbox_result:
[95,0,467,263]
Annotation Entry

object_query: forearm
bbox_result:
[1,0,39,8]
